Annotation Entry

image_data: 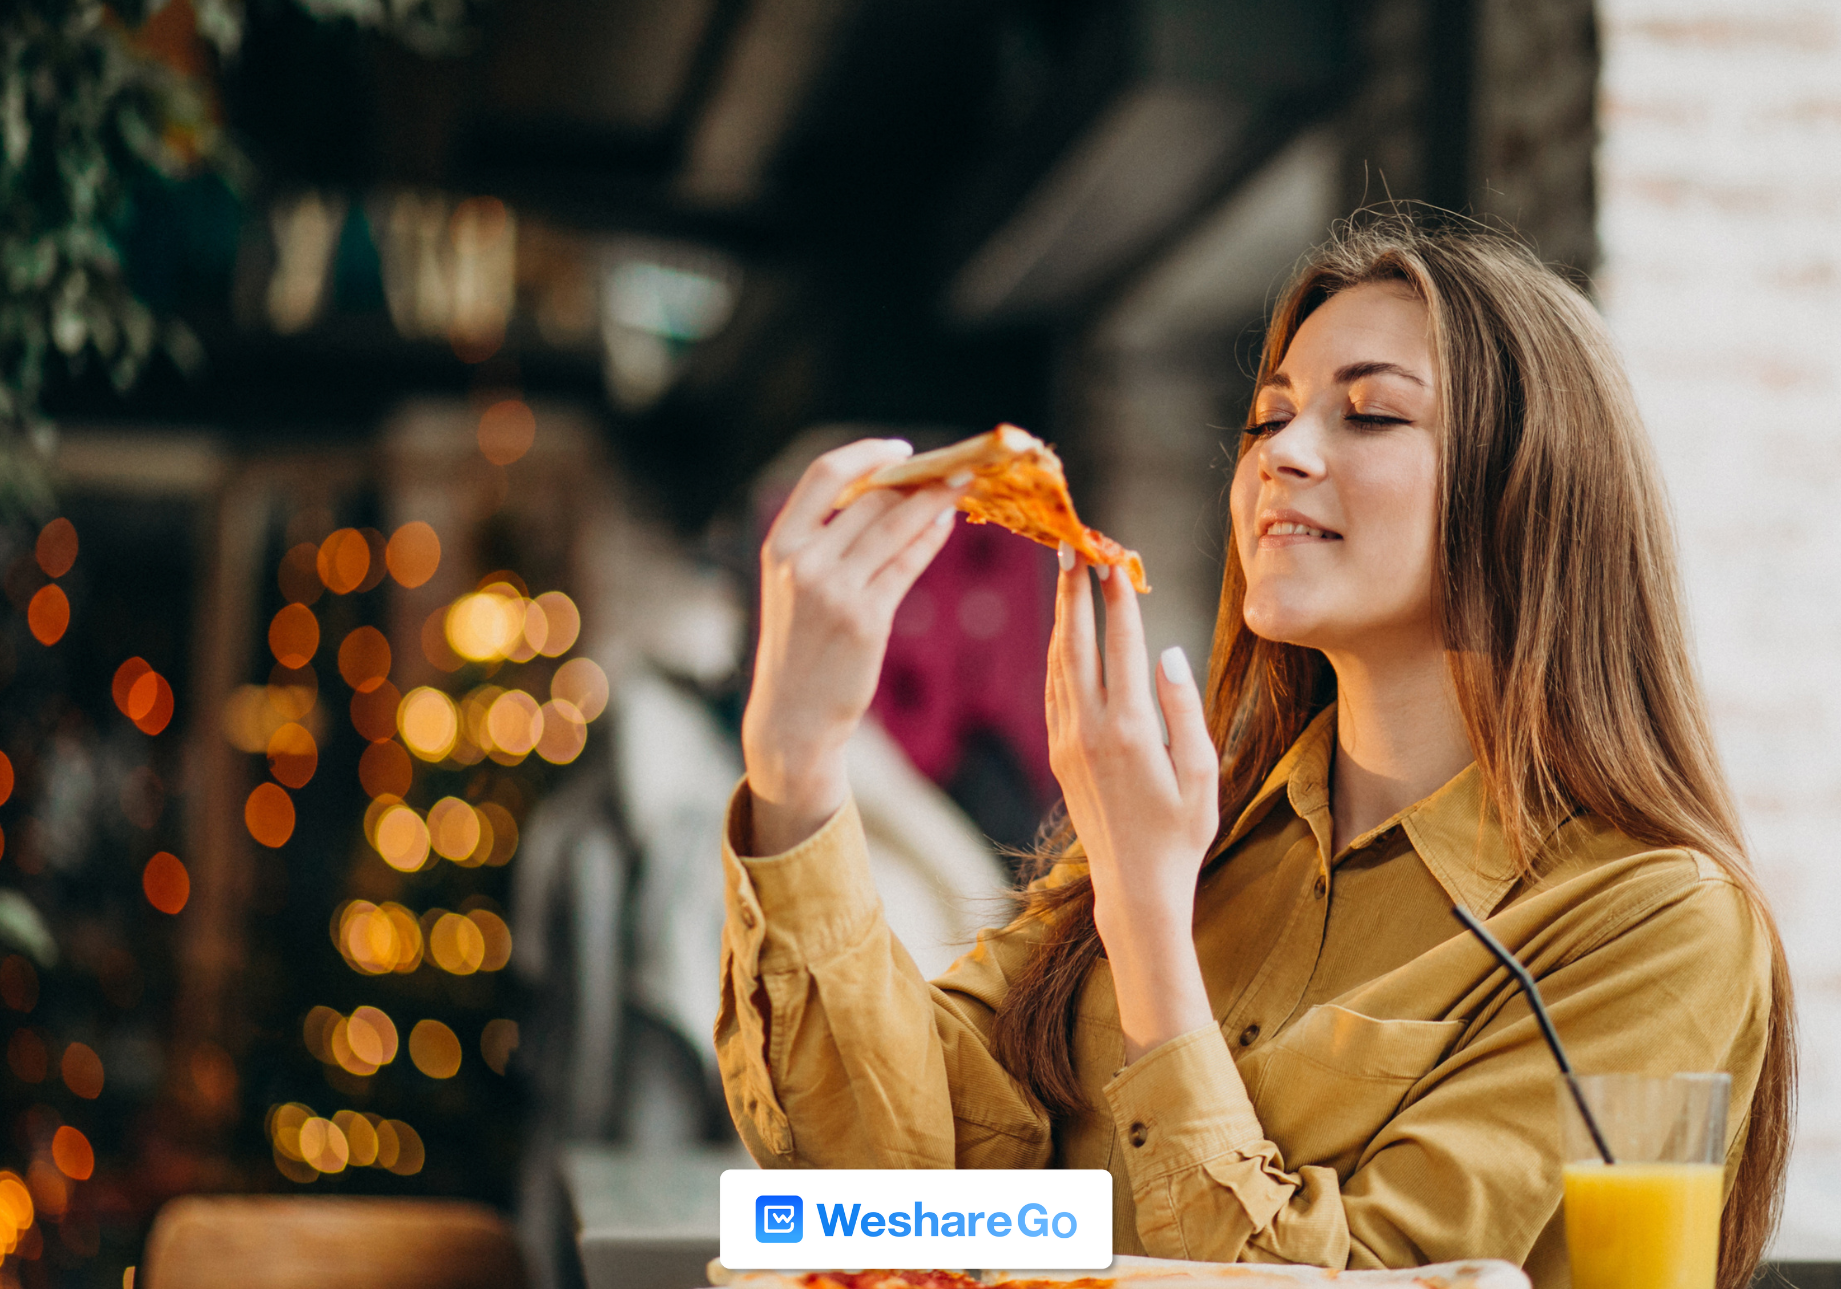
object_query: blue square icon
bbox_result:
[756,1195,802,1243]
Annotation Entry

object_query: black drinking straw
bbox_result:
[1451,905,1618,1166]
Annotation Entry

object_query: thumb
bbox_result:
[1156,646,1218,803]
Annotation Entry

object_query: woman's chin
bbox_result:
[1241,600,1324,648]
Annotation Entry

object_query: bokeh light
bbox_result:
[408,1019,462,1078]
[385,521,441,588]
[428,912,485,974]
[6,1029,46,1082]
[380,1118,424,1174]
[278,542,323,604]
[478,398,536,465]
[398,687,459,761]
[268,663,318,719]
[302,1008,337,1062]
[445,586,522,661]
[536,699,588,764]
[468,908,513,971]
[266,722,318,788]
[333,1110,378,1167]
[34,518,76,578]
[328,1015,377,1076]
[373,805,430,872]
[269,603,320,668]
[27,584,69,645]
[113,657,151,714]
[299,1117,349,1173]
[142,852,190,915]
[358,739,413,798]
[534,590,581,656]
[0,955,38,1011]
[126,668,175,736]
[246,783,296,848]
[334,901,427,975]
[0,752,13,807]
[479,801,518,865]
[50,1126,92,1181]
[316,528,371,596]
[486,689,542,760]
[551,656,610,721]
[61,1042,104,1099]
[350,679,403,742]
[346,1006,399,1066]
[337,626,391,693]
[481,1018,519,1075]
[427,797,481,862]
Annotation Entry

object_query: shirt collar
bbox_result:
[1217,702,1523,918]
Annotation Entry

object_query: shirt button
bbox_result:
[1128,1122,1149,1148]
[739,904,757,929]
[1312,875,1328,899]
[1238,1024,1260,1047]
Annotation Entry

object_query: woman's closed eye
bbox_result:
[1246,417,1290,438]
[1344,411,1411,429]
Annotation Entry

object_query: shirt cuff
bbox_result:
[1103,1023,1265,1183]
[721,779,883,972]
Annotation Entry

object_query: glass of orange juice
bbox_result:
[1559,1073,1730,1289]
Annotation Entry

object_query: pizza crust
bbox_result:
[834,426,1149,594]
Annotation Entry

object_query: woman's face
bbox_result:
[1229,281,1442,655]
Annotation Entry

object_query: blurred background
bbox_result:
[0,0,1836,1285]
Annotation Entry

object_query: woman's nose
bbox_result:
[1258,416,1327,482]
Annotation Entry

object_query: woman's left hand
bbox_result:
[1047,544,1220,1060]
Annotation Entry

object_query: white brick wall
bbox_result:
[1597,1,1841,1253]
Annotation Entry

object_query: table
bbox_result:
[562,1145,754,1289]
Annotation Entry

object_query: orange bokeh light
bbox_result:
[398,686,459,761]
[468,908,513,971]
[478,801,518,865]
[316,528,370,595]
[61,1041,104,1099]
[379,1118,424,1174]
[408,1019,462,1078]
[126,671,174,736]
[536,699,588,764]
[269,603,320,669]
[0,750,13,807]
[299,1117,349,1173]
[486,689,542,760]
[427,797,481,863]
[533,590,581,656]
[481,1018,519,1075]
[245,783,296,848]
[266,722,318,788]
[113,657,151,713]
[346,1006,399,1066]
[50,1126,92,1181]
[35,518,77,578]
[478,399,536,465]
[358,739,413,798]
[337,626,391,693]
[429,912,485,974]
[373,805,430,872]
[551,656,610,721]
[278,542,323,605]
[142,851,190,915]
[351,679,403,743]
[386,522,441,588]
[27,584,69,645]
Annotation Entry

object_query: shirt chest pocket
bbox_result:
[1241,1004,1464,1180]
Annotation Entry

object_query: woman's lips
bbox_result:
[1258,518,1342,547]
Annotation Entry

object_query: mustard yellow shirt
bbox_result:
[715,708,1771,1287]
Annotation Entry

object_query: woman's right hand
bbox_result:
[741,439,967,856]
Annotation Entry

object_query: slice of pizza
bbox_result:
[834,425,1150,593]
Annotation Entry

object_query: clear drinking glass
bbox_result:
[1559,1073,1731,1289]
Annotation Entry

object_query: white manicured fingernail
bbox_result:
[1057,541,1075,572]
[1094,562,1110,581]
[946,469,973,488]
[934,507,955,529]
[1160,645,1193,687]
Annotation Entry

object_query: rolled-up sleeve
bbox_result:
[715,781,1052,1170]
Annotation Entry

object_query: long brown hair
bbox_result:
[990,214,1794,1289]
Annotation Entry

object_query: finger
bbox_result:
[1055,542,1102,705]
[846,481,967,580]
[767,438,913,550]
[1155,645,1219,802]
[806,486,905,563]
[1098,557,1152,713]
[863,498,958,612]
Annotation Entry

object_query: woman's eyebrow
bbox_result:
[1335,359,1427,387]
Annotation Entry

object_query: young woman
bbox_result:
[715,219,1792,1289]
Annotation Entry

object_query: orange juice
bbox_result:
[1563,1162,1723,1289]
